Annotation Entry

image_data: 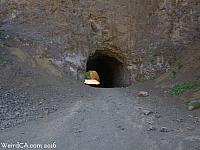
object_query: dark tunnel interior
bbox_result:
[86,53,127,88]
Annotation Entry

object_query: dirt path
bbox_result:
[0,86,200,150]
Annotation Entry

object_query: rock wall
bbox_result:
[0,0,200,84]
[134,0,200,80]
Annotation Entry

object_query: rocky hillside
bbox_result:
[0,0,200,85]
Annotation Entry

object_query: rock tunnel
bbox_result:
[86,52,129,88]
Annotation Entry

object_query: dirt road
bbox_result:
[0,85,200,150]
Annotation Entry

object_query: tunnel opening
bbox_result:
[86,53,129,88]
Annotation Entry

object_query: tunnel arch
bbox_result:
[86,51,130,88]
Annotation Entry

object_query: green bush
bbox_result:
[170,62,183,78]
[170,80,200,96]
[171,70,177,78]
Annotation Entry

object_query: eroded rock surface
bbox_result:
[0,0,200,83]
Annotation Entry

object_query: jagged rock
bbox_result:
[147,125,156,131]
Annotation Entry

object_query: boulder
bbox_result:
[138,91,149,97]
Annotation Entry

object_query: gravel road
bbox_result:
[0,85,200,150]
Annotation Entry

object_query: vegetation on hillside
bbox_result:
[170,79,200,110]
[171,62,183,78]
[170,80,200,96]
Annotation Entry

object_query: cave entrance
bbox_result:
[86,53,128,88]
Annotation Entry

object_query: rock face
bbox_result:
[0,0,200,86]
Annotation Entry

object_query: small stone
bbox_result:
[15,112,20,116]
[74,130,83,134]
[44,109,49,114]
[155,114,161,118]
[164,90,168,94]
[176,118,184,123]
[186,127,193,130]
[4,93,9,97]
[20,95,25,98]
[117,125,125,131]
[143,110,153,115]
[121,127,125,131]
[23,112,28,116]
[147,122,153,125]
[160,127,169,132]
[147,125,156,131]
[138,91,149,97]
